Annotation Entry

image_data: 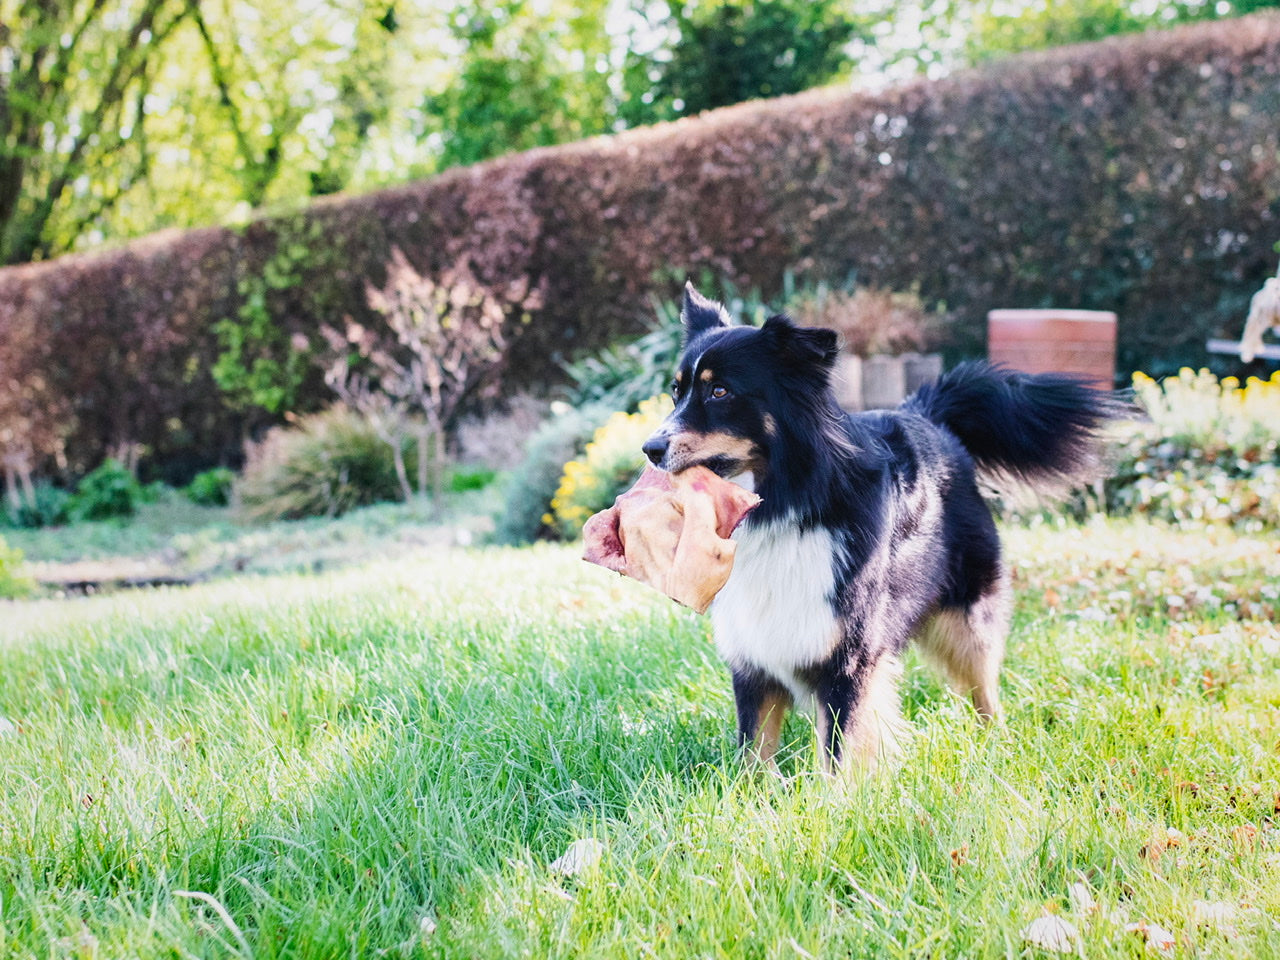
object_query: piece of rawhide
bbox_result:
[582,464,761,613]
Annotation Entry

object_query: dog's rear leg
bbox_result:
[815,653,905,774]
[731,668,792,765]
[916,574,1011,722]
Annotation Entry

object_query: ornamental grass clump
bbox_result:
[235,406,406,522]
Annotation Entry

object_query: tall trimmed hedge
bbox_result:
[2,14,1278,479]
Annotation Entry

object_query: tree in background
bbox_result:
[0,0,191,264]
[176,0,415,207]
[0,0,435,263]
[620,0,866,127]
[422,0,615,169]
[876,0,1280,73]
[99,0,429,242]
[5,0,1279,264]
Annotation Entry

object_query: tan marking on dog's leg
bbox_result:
[750,689,791,765]
[844,655,907,773]
[916,572,1011,722]
[817,656,907,776]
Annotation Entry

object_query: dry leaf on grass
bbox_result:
[549,838,604,877]
[1140,825,1187,865]
[1230,823,1259,851]
[1022,914,1080,953]
[1067,883,1098,916]
[1125,921,1177,953]
[1190,900,1239,938]
[1140,835,1166,864]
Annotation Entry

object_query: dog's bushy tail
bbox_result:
[905,362,1130,497]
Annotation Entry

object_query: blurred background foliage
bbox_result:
[3,0,1276,267]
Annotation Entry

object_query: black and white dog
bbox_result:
[642,284,1124,772]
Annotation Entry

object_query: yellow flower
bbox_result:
[549,394,675,539]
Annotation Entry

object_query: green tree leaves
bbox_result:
[620,0,866,127]
[0,0,191,264]
[5,0,1278,265]
[423,0,615,168]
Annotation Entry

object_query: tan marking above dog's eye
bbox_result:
[699,369,714,383]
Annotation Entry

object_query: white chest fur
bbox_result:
[710,519,842,697]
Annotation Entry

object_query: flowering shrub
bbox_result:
[1130,368,1279,461]
[492,403,613,545]
[1106,369,1280,530]
[548,395,673,540]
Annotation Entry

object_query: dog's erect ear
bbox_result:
[681,281,729,338]
[761,314,839,372]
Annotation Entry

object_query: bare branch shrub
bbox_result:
[319,248,541,510]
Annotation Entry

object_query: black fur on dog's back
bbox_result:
[904,362,1129,497]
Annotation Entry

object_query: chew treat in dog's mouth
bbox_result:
[581,464,761,613]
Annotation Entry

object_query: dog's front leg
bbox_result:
[814,652,905,774]
[731,667,792,765]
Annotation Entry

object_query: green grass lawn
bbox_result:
[5,488,501,586]
[2,517,1279,958]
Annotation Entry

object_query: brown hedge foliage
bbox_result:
[2,13,1279,479]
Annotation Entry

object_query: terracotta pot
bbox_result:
[987,309,1117,388]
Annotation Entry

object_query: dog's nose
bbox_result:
[642,435,668,466]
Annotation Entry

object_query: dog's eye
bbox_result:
[710,384,730,400]
[670,380,681,400]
